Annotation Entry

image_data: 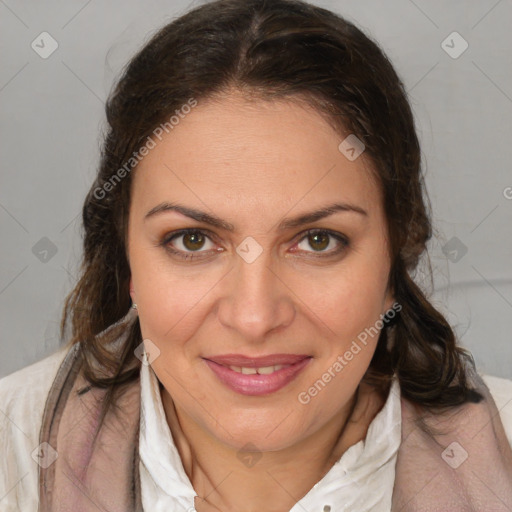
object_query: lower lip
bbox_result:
[203,358,312,396]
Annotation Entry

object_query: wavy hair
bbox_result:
[60,0,483,428]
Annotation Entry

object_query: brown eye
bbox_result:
[295,229,348,255]
[182,231,206,251]
[164,229,216,256]
[307,231,330,251]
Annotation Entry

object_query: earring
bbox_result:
[131,303,138,310]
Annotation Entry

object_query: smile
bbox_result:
[228,364,287,374]
[203,356,312,396]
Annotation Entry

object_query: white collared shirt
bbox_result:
[138,361,402,512]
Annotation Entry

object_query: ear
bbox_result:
[129,277,136,302]
[383,285,395,314]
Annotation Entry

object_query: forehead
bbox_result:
[131,93,380,218]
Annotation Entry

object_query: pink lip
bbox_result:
[203,356,312,396]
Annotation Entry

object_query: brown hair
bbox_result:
[60,0,483,427]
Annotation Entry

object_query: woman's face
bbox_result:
[127,91,394,452]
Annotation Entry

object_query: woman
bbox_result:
[1,0,511,510]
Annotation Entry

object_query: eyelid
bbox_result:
[291,228,349,256]
[160,228,219,253]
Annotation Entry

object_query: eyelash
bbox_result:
[158,228,349,261]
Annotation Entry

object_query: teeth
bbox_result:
[229,365,285,374]
[256,366,275,375]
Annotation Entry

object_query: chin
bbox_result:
[211,421,305,454]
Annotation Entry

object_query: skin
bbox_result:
[127,89,395,512]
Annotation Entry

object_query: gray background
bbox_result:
[1,0,511,379]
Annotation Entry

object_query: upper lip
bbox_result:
[204,354,311,367]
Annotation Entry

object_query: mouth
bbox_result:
[202,354,312,396]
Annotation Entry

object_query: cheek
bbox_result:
[130,237,215,314]
[293,263,389,338]
[136,278,209,356]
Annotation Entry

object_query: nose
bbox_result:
[217,246,295,342]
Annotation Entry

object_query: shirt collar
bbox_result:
[139,360,197,509]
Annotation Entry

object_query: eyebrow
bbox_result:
[144,201,368,231]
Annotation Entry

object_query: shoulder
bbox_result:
[0,345,70,422]
[481,373,512,448]
[0,345,70,510]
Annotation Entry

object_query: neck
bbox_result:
[161,381,386,512]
